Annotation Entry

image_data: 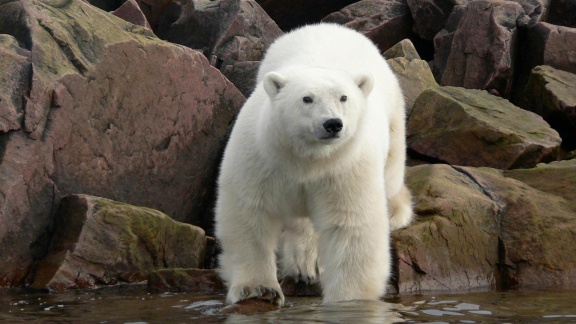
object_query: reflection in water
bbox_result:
[1,285,576,323]
[226,299,407,323]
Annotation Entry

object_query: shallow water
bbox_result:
[2,285,576,323]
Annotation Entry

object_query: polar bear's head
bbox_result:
[262,68,373,159]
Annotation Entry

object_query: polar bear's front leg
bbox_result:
[216,200,285,306]
[280,217,320,284]
[309,172,391,304]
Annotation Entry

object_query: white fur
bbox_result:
[215,23,413,306]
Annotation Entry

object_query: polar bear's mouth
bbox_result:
[319,133,341,140]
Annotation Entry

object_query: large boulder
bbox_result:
[395,161,576,292]
[522,65,576,147]
[513,23,576,103]
[32,195,207,291]
[407,86,561,169]
[406,0,469,41]
[155,0,282,71]
[433,0,529,97]
[256,0,358,31]
[321,0,413,52]
[394,164,500,292]
[0,0,244,287]
[385,40,439,115]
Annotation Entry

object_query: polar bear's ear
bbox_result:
[355,73,374,97]
[264,72,287,97]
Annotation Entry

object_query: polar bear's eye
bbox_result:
[303,96,313,104]
[340,95,347,102]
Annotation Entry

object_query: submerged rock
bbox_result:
[407,86,561,169]
[32,195,206,291]
[148,268,225,293]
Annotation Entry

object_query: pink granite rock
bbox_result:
[0,0,244,287]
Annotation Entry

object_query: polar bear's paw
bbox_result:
[280,230,320,284]
[227,284,285,306]
[388,185,414,231]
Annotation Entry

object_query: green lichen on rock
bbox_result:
[32,194,206,291]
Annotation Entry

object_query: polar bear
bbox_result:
[215,23,413,306]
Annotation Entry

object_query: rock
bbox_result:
[220,298,280,315]
[431,4,465,81]
[31,195,207,291]
[0,34,30,133]
[222,61,260,97]
[256,0,358,31]
[515,0,552,27]
[393,164,500,293]
[0,0,244,287]
[522,65,576,147]
[111,0,151,29]
[148,268,225,293]
[383,38,421,61]
[504,159,576,211]
[406,0,470,41]
[156,0,282,73]
[395,162,576,292]
[514,22,576,102]
[387,56,438,115]
[407,86,561,169]
[134,0,172,30]
[321,0,413,52]
[548,0,576,27]
[433,0,529,97]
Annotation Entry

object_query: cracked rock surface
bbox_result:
[393,161,576,292]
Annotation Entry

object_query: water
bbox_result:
[2,285,576,323]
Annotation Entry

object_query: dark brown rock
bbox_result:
[0,0,244,287]
[406,0,469,41]
[321,0,413,53]
[111,0,151,29]
[523,65,576,147]
[525,22,576,76]
[395,161,576,292]
[431,4,465,81]
[256,0,358,31]
[31,195,207,291]
[548,0,576,27]
[433,0,529,97]
[515,0,552,27]
[148,268,225,293]
[222,61,260,97]
[407,86,561,169]
[156,0,282,73]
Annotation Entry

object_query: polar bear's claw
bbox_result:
[228,284,285,306]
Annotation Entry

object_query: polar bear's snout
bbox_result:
[323,118,343,135]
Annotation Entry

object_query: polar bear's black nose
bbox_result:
[323,118,343,134]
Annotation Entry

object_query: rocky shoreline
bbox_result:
[1,0,575,311]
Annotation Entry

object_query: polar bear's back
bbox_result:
[257,24,388,82]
